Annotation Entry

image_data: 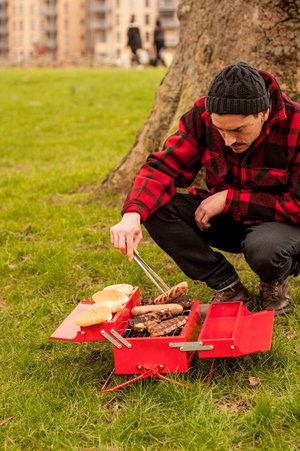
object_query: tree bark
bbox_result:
[101,0,300,195]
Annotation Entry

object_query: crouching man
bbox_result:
[110,62,300,315]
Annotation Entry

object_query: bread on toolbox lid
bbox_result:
[74,305,111,327]
[92,288,128,305]
[103,283,134,296]
[89,299,122,313]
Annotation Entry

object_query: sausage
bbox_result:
[153,282,188,305]
[131,303,183,316]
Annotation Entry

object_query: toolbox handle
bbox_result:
[169,342,214,352]
[100,330,132,349]
[110,329,132,348]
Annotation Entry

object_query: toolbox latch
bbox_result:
[169,342,214,352]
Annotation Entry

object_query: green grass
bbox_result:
[0,68,299,450]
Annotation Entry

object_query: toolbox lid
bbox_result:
[49,288,140,342]
[197,302,275,358]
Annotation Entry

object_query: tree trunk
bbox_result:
[102,0,300,195]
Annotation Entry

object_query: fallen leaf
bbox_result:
[249,376,260,387]
[0,416,14,426]
[217,397,250,413]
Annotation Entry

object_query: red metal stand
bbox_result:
[101,365,192,393]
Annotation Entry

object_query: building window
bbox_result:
[130,0,136,8]
[145,0,150,6]
[98,31,106,43]
[64,3,69,14]
[19,5,23,16]
[30,4,34,15]
[64,19,68,30]
[116,32,120,43]
[115,14,119,25]
[116,0,120,7]
[145,14,149,25]
[30,20,34,31]
[19,20,23,31]
[65,35,69,45]
[145,31,150,42]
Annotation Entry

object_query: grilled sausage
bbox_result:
[153,282,188,305]
[131,303,183,316]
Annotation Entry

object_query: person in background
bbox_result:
[153,19,166,67]
[127,15,142,65]
[111,62,300,316]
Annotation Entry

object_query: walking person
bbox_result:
[153,19,166,67]
[127,15,142,65]
[110,62,300,315]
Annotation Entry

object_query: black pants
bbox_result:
[144,193,300,290]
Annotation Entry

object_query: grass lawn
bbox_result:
[0,68,299,450]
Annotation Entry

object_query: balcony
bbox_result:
[40,6,57,17]
[0,0,8,5]
[89,4,111,14]
[157,1,178,12]
[90,20,111,30]
[165,37,179,47]
[162,20,179,29]
[0,24,8,34]
[42,38,57,50]
[0,40,8,50]
[41,22,57,33]
[0,10,8,19]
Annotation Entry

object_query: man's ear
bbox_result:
[261,109,270,121]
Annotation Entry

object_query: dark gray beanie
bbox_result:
[206,62,269,115]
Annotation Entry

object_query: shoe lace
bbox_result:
[210,290,226,302]
[262,281,279,297]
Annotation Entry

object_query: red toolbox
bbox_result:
[50,287,274,388]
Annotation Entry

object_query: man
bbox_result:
[110,62,300,315]
[127,15,142,65]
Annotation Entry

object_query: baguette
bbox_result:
[131,303,183,316]
[153,282,188,305]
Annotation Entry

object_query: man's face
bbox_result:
[210,110,269,153]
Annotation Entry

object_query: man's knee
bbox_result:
[243,223,300,278]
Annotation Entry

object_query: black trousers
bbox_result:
[144,193,300,290]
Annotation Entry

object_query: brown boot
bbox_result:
[260,278,291,315]
[209,281,251,307]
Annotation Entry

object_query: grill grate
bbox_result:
[123,305,192,338]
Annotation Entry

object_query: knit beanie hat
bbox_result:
[206,62,269,115]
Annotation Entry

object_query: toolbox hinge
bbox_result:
[169,342,214,351]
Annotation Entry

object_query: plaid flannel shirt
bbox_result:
[122,71,300,227]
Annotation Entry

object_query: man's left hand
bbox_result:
[195,190,228,231]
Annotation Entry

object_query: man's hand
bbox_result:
[110,212,143,261]
[195,190,228,231]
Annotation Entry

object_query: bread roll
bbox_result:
[103,283,134,296]
[74,305,111,327]
[92,289,128,305]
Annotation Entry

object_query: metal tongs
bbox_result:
[133,250,170,295]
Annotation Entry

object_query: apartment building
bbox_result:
[0,0,179,64]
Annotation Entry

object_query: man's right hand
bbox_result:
[110,212,143,261]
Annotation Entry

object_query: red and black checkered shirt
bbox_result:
[122,71,300,227]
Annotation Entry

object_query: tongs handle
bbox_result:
[133,251,170,295]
